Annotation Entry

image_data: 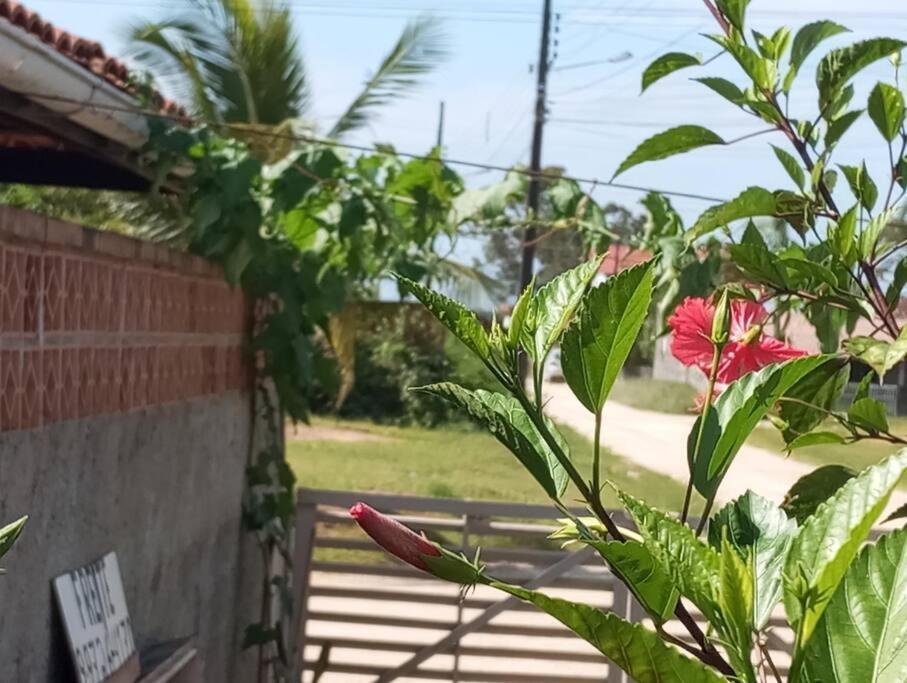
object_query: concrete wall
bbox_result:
[0,207,259,682]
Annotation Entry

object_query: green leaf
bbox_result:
[561,262,655,413]
[619,491,722,620]
[717,536,757,682]
[642,52,702,92]
[848,397,890,434]
[716,0,748,31]
[771,145,806,190]
[0,515,26,560]
[790,21,849,75]
[783,449,907,647]
[490,583,728,683]
[825,109,864,148]
[524,258,602,365]
[844,328,907,381]
[817,39,907,111]
[686,187,778,242]
[803,527,907,682]
[787,431,847,451]
[507,283,533,350]
[414,383,570,498]
[853,372,874,402]
[689,355,836,500]
[839,163,878,212]
[715,36,775,91]
[728,243,789,288]
[710,491,797,629]
[782,464,858,524]
[397,276,490,360]
[585,540,679,623]
[886,257,907,308]
[613,125,725,178]
[695,77,746,105]
[777,357,850,444]
[828,206,858,266]
[223,237,255,285]
[868,82,906,141]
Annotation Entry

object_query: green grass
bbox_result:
[748,416,907,474]
[609,378,697,415]
[288,417,687,511]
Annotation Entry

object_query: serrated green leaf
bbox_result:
[802,527,907,682]
[839,163,878,212]
[561,262,655,413]
[619,491,722,620]
[686,187,779,242]
[690,355,836,500]
[718,535,757,681]
[853,372,874,403]
[826,109,864,148]
[782,464,858,524]
[413,383,569,498]
[777,357,850,444]
[783,449,907,648]
[787,431,847,451]
[844,328,907,381]
[716,0,748,31]
[525,258,602,365]
[507,282,533,350]
[828,206,859,266]
[584,539,679,623]
[868,82,906,141]
[789,21,849,77]
[848,397,891,434]
[397,276,490,360]
[887,257,907,308]
[642,52,702,92]
[771,145,806,190]
[613,125,725,178]
[728,243,789,288]
[695,77,746,105]
[715,35,775,90]
[710,491,798,629]
[0,515,26,560]
[817,39,907,111]
[490,583,728,683]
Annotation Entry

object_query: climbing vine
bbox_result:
[144,121,465,680]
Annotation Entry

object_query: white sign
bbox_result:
[53,552,140,683]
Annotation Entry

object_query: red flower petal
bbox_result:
[668,297,715,371]
[350,502,441,571]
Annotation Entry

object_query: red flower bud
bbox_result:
[350,502,441,572]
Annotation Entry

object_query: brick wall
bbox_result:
[0,206,248,433]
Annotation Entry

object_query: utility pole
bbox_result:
[519,0,552,382]
[436,100,446,149]
[520,0,552,295]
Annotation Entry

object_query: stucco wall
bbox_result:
[0,207,259,681]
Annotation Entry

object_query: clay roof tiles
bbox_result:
[0,0,188,118]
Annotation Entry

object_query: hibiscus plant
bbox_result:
[350,2,907,682]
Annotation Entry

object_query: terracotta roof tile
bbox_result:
[599,244,652,275]
[0,0,188,118]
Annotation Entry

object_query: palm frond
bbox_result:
[125,0,310,125]
[329,16,448,139]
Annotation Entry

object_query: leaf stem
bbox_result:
[682,343,723,525]
[593,410,603,498]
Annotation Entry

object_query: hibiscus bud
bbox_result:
[710,290,731,347]
[351,502,486,585]
[350,502,441,571]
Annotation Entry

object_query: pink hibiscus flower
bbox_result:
[668,296,806,385]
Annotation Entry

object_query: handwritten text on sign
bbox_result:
[53,553,139,683]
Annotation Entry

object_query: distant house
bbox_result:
[594,244,652,284]
[0,1,185,189]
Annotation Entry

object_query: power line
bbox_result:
[13,88,728,203]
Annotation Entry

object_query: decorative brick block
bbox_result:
[2,248,26,333]
[43,348,63,424]
[0,349,22,431]
[21,349,43,430]
[44,254,65,332]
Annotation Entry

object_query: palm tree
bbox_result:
[126,0,447,134]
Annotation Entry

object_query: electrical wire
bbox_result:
[13,88,729,203]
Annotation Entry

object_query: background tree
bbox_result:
[126,0,448,134]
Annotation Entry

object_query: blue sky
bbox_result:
[23,0,907,227]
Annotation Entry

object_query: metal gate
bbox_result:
[292,488,792,682]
